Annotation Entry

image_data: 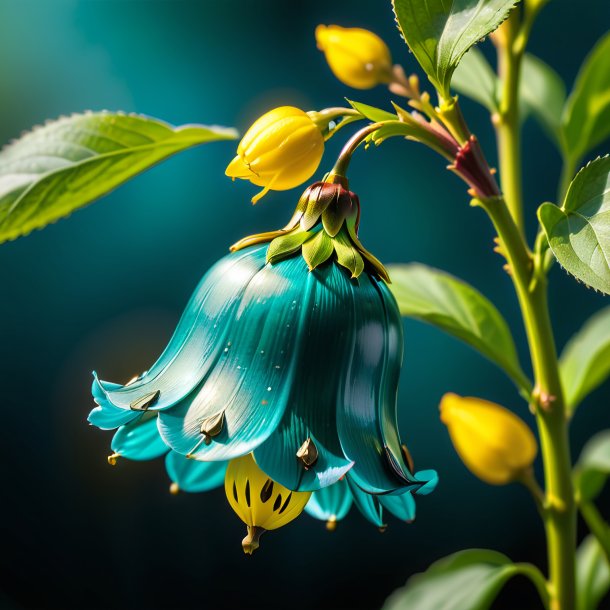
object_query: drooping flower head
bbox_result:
[89,173,437,552]
[225,106,325,204]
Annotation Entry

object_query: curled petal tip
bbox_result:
[169,482,180,495]
[107,453,120,466]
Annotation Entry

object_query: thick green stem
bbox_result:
[494,11,525,233]
[578,501,610,566]
[479,197,576,610]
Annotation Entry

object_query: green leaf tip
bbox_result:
[0,111,237,244]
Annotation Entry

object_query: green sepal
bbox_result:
[231,229,290,253]
[333,229,365,279]
[346,216,391,283]
[300,184,337,231]
[267,229,315,264]
[302,230,334,270]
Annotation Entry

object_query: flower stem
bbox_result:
[493,10,525,233]
[477,196,576,610]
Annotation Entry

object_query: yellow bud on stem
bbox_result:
[440,393,538,485]
[225,106,324,204]
[315,25,393,90]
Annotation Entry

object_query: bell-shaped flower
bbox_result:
[315,25,393,89]
[89,174,437,551]
[225,106,325,204]
[440,393,538,485]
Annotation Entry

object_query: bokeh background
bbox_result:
[0,0,609,608]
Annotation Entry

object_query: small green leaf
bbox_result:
[333,231,364,278]
[575,431,610,502]
[383,549,542,610]
[267,230,313,264]
[302,230,334,270]
[521,53,566,147]
[538,156,610,294]
[563,32,610,167]
[0,112,237,243]
[392,0,519,98]
[387,263,529,392]
[560,307,610,414]
[346,100,396,122]
[451,47,499,112]
[577,535,610,610]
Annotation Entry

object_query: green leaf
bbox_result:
[521,53,566,147]
[392,0,519,98]
[387,263,529,392]
[538,156,610,294]
[563,32,610,166]
[0,112,237,243]
[451,47,499,112]
[577,535,610,610]
[267,229,314,264]
[302,230,334,270]
[575,431,610,502]
[560,307,610,414]
[383,549,542,610]
[346,100,396,122]
[333,231,364,278]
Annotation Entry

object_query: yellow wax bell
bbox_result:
[225,106,325,204]
[225,453,311,554]
[315,25,393,89]
[440,393,538,485]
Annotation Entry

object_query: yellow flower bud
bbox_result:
[225,106,324,204]
[315,25,393,90]
[440,393,538,485]
[225,453,311,554]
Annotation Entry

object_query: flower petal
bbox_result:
[413,469,439,496]
[346,475,385,528]
[91,246,267,416]
[110,413,169,461]
[379,490,416,523]
[88,378,140,429]
[165,451,227,493]
[158,253,314,460]
[305,477,353,523]
[253,263,356,491]
[337,275,418,494]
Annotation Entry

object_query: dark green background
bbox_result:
[0,1,608,608]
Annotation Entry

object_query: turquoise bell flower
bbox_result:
[89,175,437,550]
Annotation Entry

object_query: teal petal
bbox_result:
[91,246,267,416]
[158,253,314,461]
[337,275,418,494]
[346,476,385,529]
[165,451,227,493]
[379,490,416,523]
[254,263,355,491]
[89,377,140,429]
[413,469,439,496]
[110,413,169,461]
[305,477,353,523]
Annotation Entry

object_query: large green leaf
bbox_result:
[521,53,566,147]
[392,0,519,98]
[388,263,529,392]
[575,430,610,503]
[383,549,545,610]
[451,47,499,112]
[347,100,397,122]
[560,307,610,414]
[577,535,610,610]
[538,156,610,294]
[563,32,610,167]
[0,112,237,243]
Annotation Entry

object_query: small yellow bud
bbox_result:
[440,393,538,485]
[315,25,393,90]
[225,454,311,554]
[225,106,324,204]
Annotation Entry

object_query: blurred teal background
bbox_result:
[0,1,609,608]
